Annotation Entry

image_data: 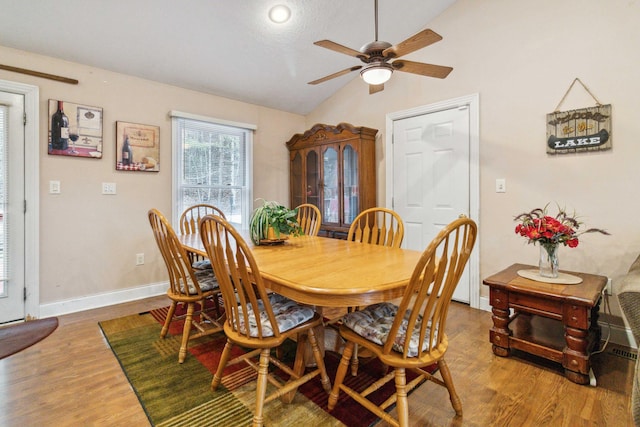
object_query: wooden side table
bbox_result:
[483,263,607,385]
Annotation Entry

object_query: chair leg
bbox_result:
[395,368,409,427]
[308,327,332,392]
[350,343,360,376]
[178,303,195,364]
[161,301,177,338]
[253,348,271,427]
[437,359,462,416]
[211,340,234,390]
[328,340,355,411]
[348,306,360,376]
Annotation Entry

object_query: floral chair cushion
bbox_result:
[181,270,219,295]
[192,259,212,270]
[235,293,314,337]
[342,302,434,358]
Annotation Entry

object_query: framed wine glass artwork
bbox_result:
[115,121,160,172]
[48,99,103,158]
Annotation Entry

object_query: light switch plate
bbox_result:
[49,180,61,194]
[102,182,117,195]
[495,178,506,193]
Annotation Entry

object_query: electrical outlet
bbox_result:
[136,253,144,266]
[605,277,612,295]
[495,178,506,193]
[49,180,61,194]
[102,182,117,195]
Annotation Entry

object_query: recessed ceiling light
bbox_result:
[268,5,291,23]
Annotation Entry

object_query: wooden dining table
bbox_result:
[178,231,423,308]
[180,230,424,372]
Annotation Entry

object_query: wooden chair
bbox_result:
[347,207,404,248]
[295,203,322,236]
[328,216,477,427]
[179,204,226,267]
[345,207,405,375]
[148,208,224,363]
[199,214,332,427]
[179,203,226,234]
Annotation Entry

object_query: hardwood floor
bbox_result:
[0,297,633,426]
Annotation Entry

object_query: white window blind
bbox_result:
[171,112,253,228]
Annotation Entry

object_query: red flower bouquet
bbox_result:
[514,205,609,249]
[514,204,609,278]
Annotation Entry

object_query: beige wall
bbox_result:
[2,0,639,325]
[306,0,640,321]
[0,45,304,306]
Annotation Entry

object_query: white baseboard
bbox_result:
[39,281,168,318]
[477,296,636,349]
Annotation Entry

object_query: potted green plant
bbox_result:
[249,199,302,245]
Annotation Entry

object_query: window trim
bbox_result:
[171,111,254,229]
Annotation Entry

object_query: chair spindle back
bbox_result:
[296,203,322,236]
[347,207,404,248]
[383,216,477,359]
[199,214,282,340]
[179,204,226,235]
[148,208,205,297]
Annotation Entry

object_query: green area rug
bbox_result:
[99,306,426,426]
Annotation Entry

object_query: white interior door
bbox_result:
[0,91,25,323]
[392,106,471,303]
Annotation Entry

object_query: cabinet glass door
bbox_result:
[306,150,320,208]
[291,151,303,208]
[343,144,359,224]
[323,146,339,224]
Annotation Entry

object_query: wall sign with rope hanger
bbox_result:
[546,78,611,154]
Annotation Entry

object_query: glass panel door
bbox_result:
[322,146,339,224]
[343,144,359,225]
[305,150,320,208]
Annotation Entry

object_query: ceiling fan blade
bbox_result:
[308,65,362,85]
[383,29,443,59]
[314,40,369,59]
[392,60,453,79]
[369,84,384,94]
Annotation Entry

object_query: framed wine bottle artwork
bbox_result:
[48,99,103,158]
[115,121,160,172]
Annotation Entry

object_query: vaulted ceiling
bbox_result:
[0,0,457,115]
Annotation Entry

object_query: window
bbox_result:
[171,111,254,228]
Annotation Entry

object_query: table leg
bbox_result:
[563,325,590,384]
[490,306,511,357]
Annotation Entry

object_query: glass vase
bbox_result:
[539,243,559,278]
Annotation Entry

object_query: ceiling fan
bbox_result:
[308,0,453,94]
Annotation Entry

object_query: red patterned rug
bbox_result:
[101,302,435,426]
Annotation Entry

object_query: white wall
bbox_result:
[306,0,640,327]
[0,45,304,311]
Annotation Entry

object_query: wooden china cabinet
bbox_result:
[286,123,377,238]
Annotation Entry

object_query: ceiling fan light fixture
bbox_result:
[268,5,291,23]
[360,63,393,85]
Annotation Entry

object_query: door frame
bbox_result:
[0,79,39,320]
[385,93,480,308]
